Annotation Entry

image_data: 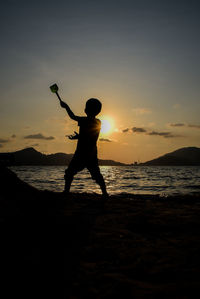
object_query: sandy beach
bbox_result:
[1,166,200,298]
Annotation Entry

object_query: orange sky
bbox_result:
[1,1,200,163]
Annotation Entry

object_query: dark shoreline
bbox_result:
[1,167,200,298]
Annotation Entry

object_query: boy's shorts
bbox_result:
[65,152,102,180]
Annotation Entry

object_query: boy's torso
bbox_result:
[76,117,101,156]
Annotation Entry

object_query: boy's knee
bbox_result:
[90,170,103,183]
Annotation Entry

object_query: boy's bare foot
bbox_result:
[102,192,109,202]
[62,190,71,198]
[63,189,69,193]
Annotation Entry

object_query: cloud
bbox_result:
[132,108,152,115]
[0,138,9,143]
[132,127,147,133]
[168,123,200,129]
[99,138,112,142]
[147,131,182,138]
[24,133,55,140]
[169,123,185,127]
[122,127,147,133]
[122,128,129,133]
[121,126,183,138]
[188,124,200,129]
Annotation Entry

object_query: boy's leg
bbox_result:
[88,165,108,197]
[64,155,84,193]
[64,168,74,193]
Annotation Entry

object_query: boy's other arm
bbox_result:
[59,100,79,121]
[67,131,79,140]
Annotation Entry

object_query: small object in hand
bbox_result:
[50,84,59,93]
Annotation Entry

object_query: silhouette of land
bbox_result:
[0,147,127,166]
[1,166,200,298]
[1,146,200,167]
[142,147,200,166]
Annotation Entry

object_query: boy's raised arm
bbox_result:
[50,84,79,121]
[59,99,79,121]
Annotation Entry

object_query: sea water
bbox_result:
[9,165,200,196]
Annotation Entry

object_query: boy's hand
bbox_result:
[66,131,79,140]
[60,100,67,108]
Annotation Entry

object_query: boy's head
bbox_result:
[85,98,102,117]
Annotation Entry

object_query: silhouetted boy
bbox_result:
[60,98,108,198]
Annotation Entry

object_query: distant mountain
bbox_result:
[0,147,126,166]
[142,147,200,166]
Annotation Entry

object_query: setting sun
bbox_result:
[99,116,114,135]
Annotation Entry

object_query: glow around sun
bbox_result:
[99,116,114,135]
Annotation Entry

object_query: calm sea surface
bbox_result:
[9,165,200,196]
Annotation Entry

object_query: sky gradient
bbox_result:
[1,0,200,163]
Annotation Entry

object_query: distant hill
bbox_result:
[0,147,127,166]
[142,147,200,166]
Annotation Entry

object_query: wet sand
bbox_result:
[1,166,200,298]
